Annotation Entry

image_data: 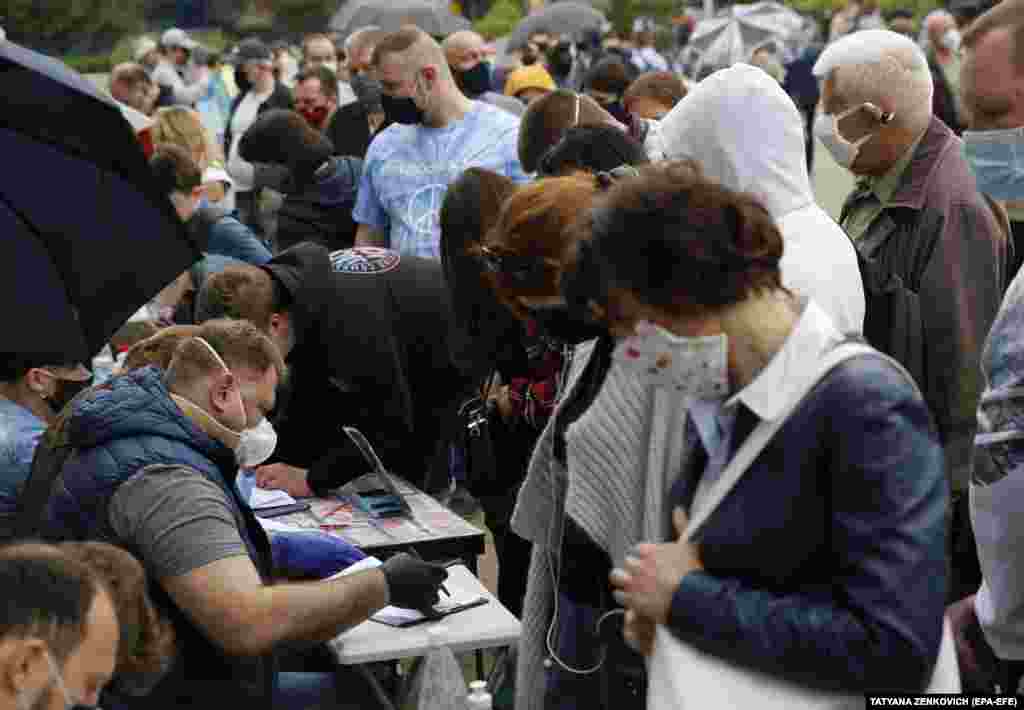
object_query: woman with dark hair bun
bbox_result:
[562,161,947,697]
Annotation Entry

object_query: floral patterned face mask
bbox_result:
[613,320,730,399]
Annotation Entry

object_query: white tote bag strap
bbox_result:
[683,342,876,542]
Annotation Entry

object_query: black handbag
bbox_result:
[457,388,502,498]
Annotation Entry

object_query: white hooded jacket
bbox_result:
[658,63,865,334]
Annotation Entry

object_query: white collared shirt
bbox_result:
[689,300,844,514]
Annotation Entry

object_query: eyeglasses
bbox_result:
[595,165,640,189]
[477,246,553,287]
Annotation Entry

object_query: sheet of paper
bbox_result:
[256,517,307,534]
[250,486,297,509]
[330,559,487,624]
[236,470,297,509]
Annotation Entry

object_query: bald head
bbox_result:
[345,26,386,73]
[110,62,156,115]
[443,30,487,69]
[926,10,958,48]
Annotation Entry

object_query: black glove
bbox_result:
[380,553,449,611]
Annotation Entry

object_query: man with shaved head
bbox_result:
[353,26,527,258]
[442,31,523,116]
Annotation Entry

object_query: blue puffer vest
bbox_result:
[42,366,276,710]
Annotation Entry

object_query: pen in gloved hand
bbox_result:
[407,547,450,597]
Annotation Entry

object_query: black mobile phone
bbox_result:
[254,502,312,519]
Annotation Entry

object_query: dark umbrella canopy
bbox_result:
[330,0,471,37]
[508,2,607,49]
[0,39,202,366]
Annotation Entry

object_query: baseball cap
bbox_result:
[133,36,158,62]
[232,38,273,65]
[161,27,198,51]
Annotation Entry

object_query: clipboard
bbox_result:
[370,597,491,628]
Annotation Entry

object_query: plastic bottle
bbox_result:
[92,345,117,386]
[466,680,492,710]
[410,625,467,710]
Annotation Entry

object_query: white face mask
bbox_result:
[612,320,730,399]
[235,416,278,468]
[941,29,962,52]
[189,337,279,467]
[813,105,876,169]
[46,651,95,710]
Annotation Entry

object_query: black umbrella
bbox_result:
[0,39,202,366]
[508,1,607,50]
[329,0,472,37]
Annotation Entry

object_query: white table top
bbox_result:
[330,565,521,665]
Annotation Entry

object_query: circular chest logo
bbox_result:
[330,247,401,275]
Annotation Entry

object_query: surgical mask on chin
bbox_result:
[962,126,1024,201]
[323,60,339,75]
[45,652,97,710]
[613,320,730,399]
[813,107,874,169]
[235,417,278,468]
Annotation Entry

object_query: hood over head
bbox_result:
[261,242,333,348]
[659,63,812,220]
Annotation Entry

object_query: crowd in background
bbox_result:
[3,1,1024,708]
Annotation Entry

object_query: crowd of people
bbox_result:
[3,1,1024,708]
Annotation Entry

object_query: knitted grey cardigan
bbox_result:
[511,339,697,710]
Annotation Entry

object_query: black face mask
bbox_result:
[604,100,631,125]
[455,62,491,97]
[548,47,574,76]
[49,376,92,413]
[528,304,605,345]
[381,93,425,126]
[350,72,384,114]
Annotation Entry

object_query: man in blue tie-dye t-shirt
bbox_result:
[353,27,528,259]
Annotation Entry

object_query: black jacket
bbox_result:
[223,81,294,157]
[839,117,1010,493]
[928,53,962,135]
[263,243,472,494]
[276,157,362,252]
[324,102,389,160]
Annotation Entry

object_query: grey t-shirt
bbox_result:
[109,464,248,579]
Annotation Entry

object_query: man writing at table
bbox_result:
[196,241,472,499]
[39,318,448,709]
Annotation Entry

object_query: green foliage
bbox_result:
[475,0,524,40]
[249,0,336,33]
[4,0,145,46]
[781,0,942,20]
[610,0,678,36]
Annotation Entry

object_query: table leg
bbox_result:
[350,663,398,710]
